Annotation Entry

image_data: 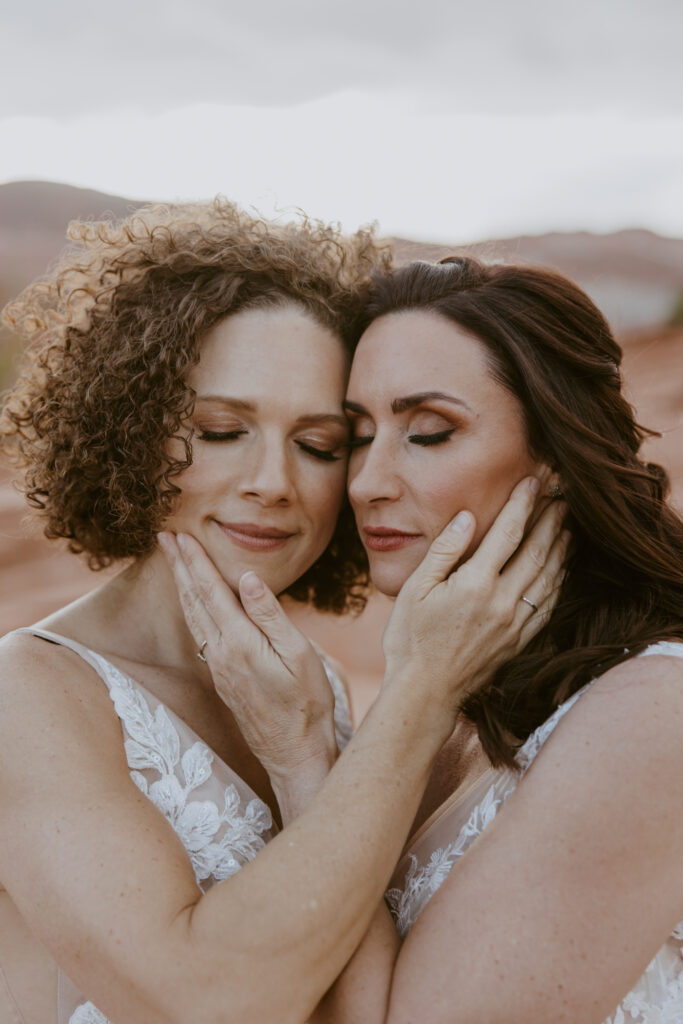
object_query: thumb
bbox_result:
[408,510,476,598]
[238,571,304,662]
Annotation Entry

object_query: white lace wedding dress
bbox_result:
[1,627,352,1024]
[386,641,683,1024]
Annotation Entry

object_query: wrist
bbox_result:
[377,666,456,749]
[270,748,337,825]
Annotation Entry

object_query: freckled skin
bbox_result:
[165,304,349,597]
[347,309,544,597]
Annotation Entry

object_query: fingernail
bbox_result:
[451,510,472,533]
[241,570,265,597]
[529,477,540,494]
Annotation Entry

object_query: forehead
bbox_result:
[189,304,348,395]
[349,310,494,396]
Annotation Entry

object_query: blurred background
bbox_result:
[1,0,682,718]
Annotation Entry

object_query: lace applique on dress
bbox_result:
[386,642,683,1023]
[69,1004,109,1024]
[386,775,516,937]
[13,627,351,1024]
[60,644,351,1024]
[96,654,274,885]
[515,684,590,775]
[603,965,683,1024]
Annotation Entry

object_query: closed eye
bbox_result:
[296,441,342,462]
[348,436,374,449]
[408,428,456,447]
[197,429,247,441]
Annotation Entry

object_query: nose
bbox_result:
[347,434,403,508]
[239,437,295,507]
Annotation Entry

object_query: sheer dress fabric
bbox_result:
[386,642,683,1024]
[0,628,352,1024]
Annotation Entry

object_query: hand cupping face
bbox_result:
[157,531,338,797]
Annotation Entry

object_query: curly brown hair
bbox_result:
[1,198,392,613]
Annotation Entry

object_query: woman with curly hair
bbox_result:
[0,204,562,1023]
[208,256,680,1024]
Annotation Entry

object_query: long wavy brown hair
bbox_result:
[359,257,683,767]
[1,199,392,613]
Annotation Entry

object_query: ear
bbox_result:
[532,461,564,499]
[546,471,564,499]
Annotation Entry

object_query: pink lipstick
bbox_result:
[363,527,421,552]
[217,522,295,552]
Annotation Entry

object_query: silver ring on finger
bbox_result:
[197,639,208,663]
[520,595,538,613]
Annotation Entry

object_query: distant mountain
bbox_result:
[0,181,145,291]
[393,231,683,333]
[1,179,683,331]
[0,180,144,232]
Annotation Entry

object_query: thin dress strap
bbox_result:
[11,627,115,686]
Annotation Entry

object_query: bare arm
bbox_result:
[387,653,683,1024]
[0,634,448,1024]
[311,492,570,1023]
[0,479,557,1024]
[315,654,683,1024]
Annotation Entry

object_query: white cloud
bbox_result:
[2,95,682,242]
[1,0,681,116]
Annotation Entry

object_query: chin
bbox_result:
[366,545,424,598]
[368,565,412,599]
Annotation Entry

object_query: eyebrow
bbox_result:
[194,396,348,428]
[344,391,471,415]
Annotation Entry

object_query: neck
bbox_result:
[73,549,213,677]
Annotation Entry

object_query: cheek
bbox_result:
[412,445,537,546]
[307,465,347,534]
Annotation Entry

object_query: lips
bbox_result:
[363,526,421,552]
[217,521,296,552]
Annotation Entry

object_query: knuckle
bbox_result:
[428,538,454,561]
[461,573,489,604]
[250,594,278,621]
[196,579,217,606]
[491,593,515,625]
[539,571,554,593]
[527,543,547,571]
[502,522,524,548]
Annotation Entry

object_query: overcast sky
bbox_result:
[1,0,682,241]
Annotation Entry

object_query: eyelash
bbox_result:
[296,442,342,462]
[196,430,341,462]
[197,430,246,442]
[349,429,456,449]
[408,428,456,447]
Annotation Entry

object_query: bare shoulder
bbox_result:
[521,644,683,821]
[562,645,683,748]
[596,643,683,693]
[0,628,106,704]
[0,630,126,781]
[390,647,683,1023]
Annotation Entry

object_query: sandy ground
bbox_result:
[1,325,680,720]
